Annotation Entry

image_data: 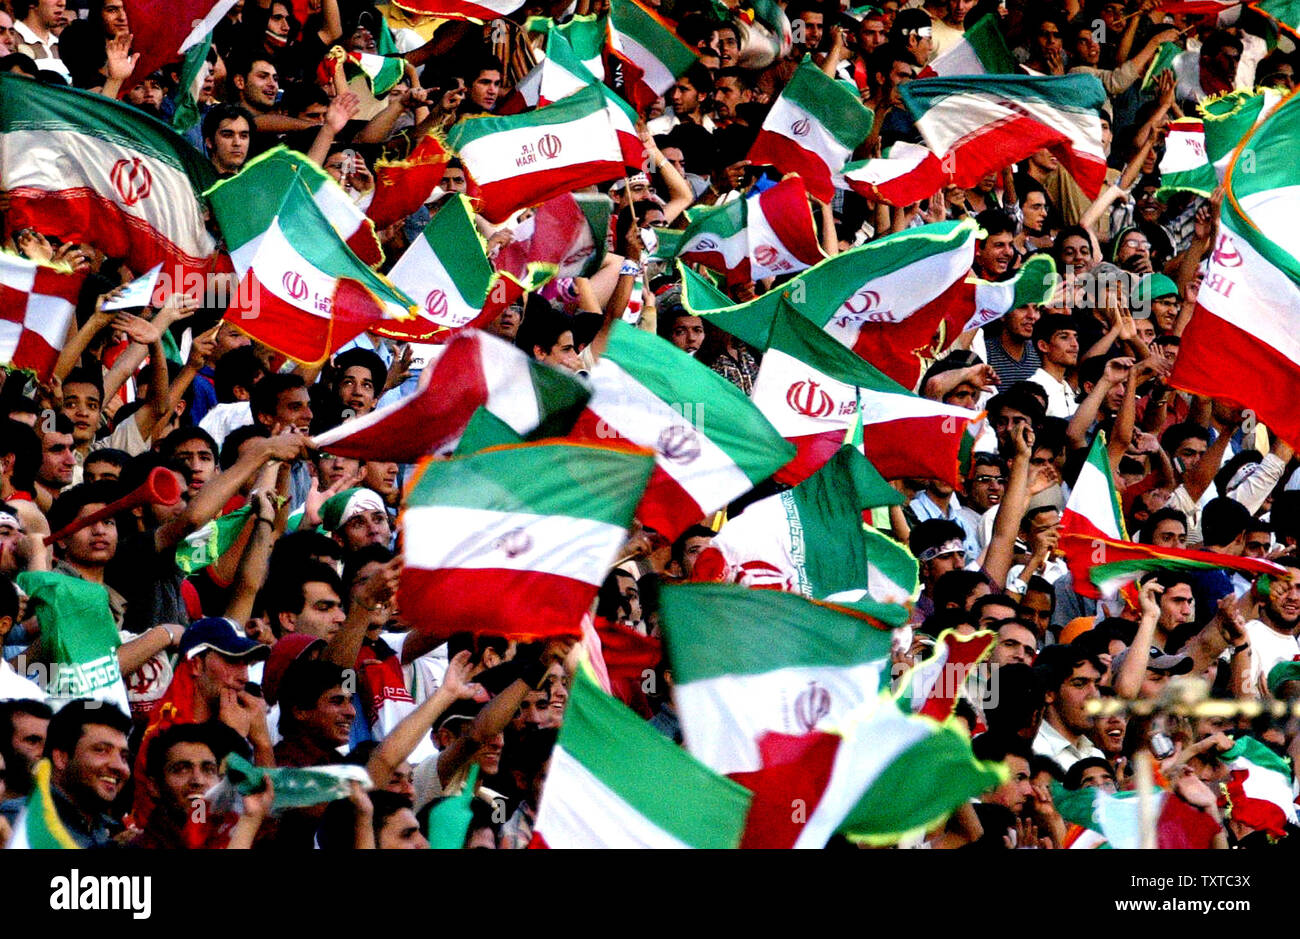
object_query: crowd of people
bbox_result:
[0,0,1299,851]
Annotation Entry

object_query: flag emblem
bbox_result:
[424,288,449,318]
[281,270,309,301]
[794,680,832,731]
[657,423,702,464]
[791,118,811,137]
[1211,232,1243,268]
[494,528,534,558]
[538,133,562,159]
[786,379,834,418]
[752,243,779,267]
[110,157,153,205]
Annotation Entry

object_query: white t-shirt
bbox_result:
[0,658,46,701]
[1242,618,1300,693]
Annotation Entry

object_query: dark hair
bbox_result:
[45,698,132,758]
[971,592,1019,624]
[1200,29,1244,61]
[269,530,344,575]
[714,65,755,92]
[1033,642,1105,694]
[1214,449,1263,499]
[976,208,1018,241]
[971,730,1035,764]
[1064,756,1115,791]
[1160,421,1211,457]
[219,423,271,470]
[47,480,122,541]
[671,523,715,570]
[0,420,41,493]
[1032,313,1077,347]
[970,452,1007,474]
[214,346,266,403]
[908,518,966,559]
[1200,497,1252,549]
[251,373,307,422]
[932,569,988,611]
[268,560,345,637]
[1138,507,1187,544]
[502,726,558,784]
[678,61,714,96]
[514,296,570,359]
[62,366,104,402]
[1023,576,1056,607]
[83,447,130,474]
[342,543,394,593]
[369,790,416,841]
[1077,355,1112,391]
[0,572,18,623]
[161,427,218,463]
[278,660,350,736]
[145,722,243,782]
[202,102,256,145]
[1031,753,1068,783]
[332,348,388,399]
[0,53,40,78]
[1272,492,1300,543]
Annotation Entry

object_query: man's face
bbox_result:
[712,76,751,121]
[968,462,1005,512]
[266,2,292,44]
[713,27,740,66]
[1060,234,1092,274]
[470,69,501,111]
[859,16,887,53]
[9,711,48,770]
[1050,661,1101,736]
[536,330,582,373]
[378,807,428,849]
[987,754,1034,815]
[991,621,1037,666]
[316,453,359,488]
[669,78,699,115]
[274,386,313,431]
[1005,304,1040,341]
[0,12,16,55]
[1040,328,1079,367]
[678,535,712,577]
[1172,437,1207,477]
[172,438,216,496]
[1079,763,1116,792]
[1243,530,1271,559]
[1022,191,1048,233]
[238,61,279,110]
[288,580,347,641]
[475,731,504,775]
[341,507,391,552]
[61,505,117,567]
[797,12,823,49]
[1036,21,1063,59]
[1092,711,1127,757]
[1117,231,1153,272]
[1208,43,1241,82]
[488,303,521,340]
[514,689,550,732]
[1134,317,1156,349]
[978,233,1016,276]
[1268,573,1300,629]
[297,686,356,747]
[159,741,219,814]
[443,166,467,193]
[670,315,706,355]
[126,77,165,109]
[362,461,399,502]
[1073,28,1100,66]
[992,407,1032,455]
[338,365,377,414]
[944,381,980,410]
[57,723,130,811]
[34,0,65,29]
[1150,518,1187,548]
[1017,589,1053,639]
[194,651,249,703]
[38,430,76,488]
[924,550,966,585]
[1136,187,1162,224]
[61,382,101,447]
[81,459,119,483]
[209,117,250,174]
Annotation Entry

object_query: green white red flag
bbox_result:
[120,0,237,97]
[836,142,950,208]
[311,328,589,462]
[656,176,825,286]
[534,31,644,171]
[397,438,654,639]
[607,0,700,111]
[916,13,1016,77]
[0,253,83,381]
[390,0,525,22]
[448,84,626,223]
[376,194,525,343]
[748,57,875,203]
[901,73,1109,199]
[366,128,449,230]
[1062,533,1287,600]
[532,665,752,848]
[1221,734,1298,838]
[0,73,221,282]
[493,191,612,283]
[894,628,995,722]
[1156,118,1216,199]
[208,160,415,365]
[570,319,793,540]
[1060,431,1127,545]
[7,760,79,849]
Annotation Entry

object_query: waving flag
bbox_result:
[311,329,589,462]
[0,253,83,381]
[120,0,237,96]
[1200,88,1283,181]
[448,84,625,223]
[392,0,525,21]
[1252,0,1300,39]
[493,191,612,283]
[535,31,643,171]
[607,0,699,110]
[1062,533,1287,600]
[377,195,525,343]
[1060,432,1127,544]
[0,74,220,282]
[366,129,449,230]
[525,13,608,80]
[836,142,950,208]
[917,13,1015,77]
[7,760,78,849]
[533,666,752,848]
[901,73,1109,199]
[895,628,995,722]
[656,176,825,286]
[1156,118,1216,199]
[398,439,654,639]
[571,320,794,540]
[208,162,415,365]
[748,57,875,203]
[1221,735,1298,837]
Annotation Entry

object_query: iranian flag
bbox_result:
[789,692,1005,847]
[699,290,986,487]
[657,176,825,286]
[1062,533,1287,600]
[0,253,83,381]
[917,13,1016,77]
[689,447,910,609]
[1060,432,1127,544]
[607,0,700,111]
[836,142,950,208]
[571,319,792,540]
[217,146,384,267]
[366,128,449,230]
[895,628,996,721]
[1200,87,1283,181]
[376,195,525,343]
[397,439,654,639]
[209,164,415,365]
[901,73,1109,199]
[311,329,589,462]
[1156,119,1216,199]
[679,218,1057,391]
[120,0,237,97]
[525,13,608,81]
[0,74,220,282]
[1252,0,1300,39]
[448,84,625,223]
[493,191,612,283]
[7,760,78,849]
[16,571,130,714]
[390,0,524,22]
[533,665,752,848]
[172,32,214,133]
[535,31,644,171]
[747,57,876,203]
[1172,91,1300,447]
[1221,735,1299,838]
[176,505,252,574]
[1139,42,1182,94]
[1052,780,1157,850]
[658,583,895,775]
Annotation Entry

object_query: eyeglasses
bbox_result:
[973,474,1005,484]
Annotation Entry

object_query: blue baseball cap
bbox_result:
[178,617,270,662]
